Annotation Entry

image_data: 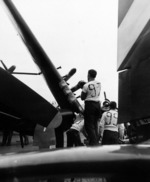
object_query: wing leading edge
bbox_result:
[1,0,83,114]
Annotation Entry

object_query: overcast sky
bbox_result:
[0,0,118,105]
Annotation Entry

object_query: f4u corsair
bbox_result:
[0,0,84,148]
[2,1,150,182]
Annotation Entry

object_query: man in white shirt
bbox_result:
[100,101,124,145]
[66,113,87,147]
[81,69,101,146]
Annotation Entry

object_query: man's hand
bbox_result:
[71,80,86,92]
[77,80,86,89]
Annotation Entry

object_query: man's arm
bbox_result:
[118,123,125,140]
[99,114,105,138]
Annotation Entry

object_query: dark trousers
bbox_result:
[55,114,74,148]
[1,130,13,146]
[102,130,119,145]
[84,101,101,146]
[66,129,83,147]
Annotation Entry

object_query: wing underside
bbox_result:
[0,68,60,135]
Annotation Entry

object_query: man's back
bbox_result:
[101,109,118,132]
[82,80,101,102]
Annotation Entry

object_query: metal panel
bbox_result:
[118,57,150,123]
[0,68,58,127]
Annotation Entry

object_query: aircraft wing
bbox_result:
[0,67,61,135]
[0,0,84,115]
[0,145,150,181]
[118,0,150,123]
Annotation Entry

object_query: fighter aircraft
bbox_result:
[118,0,150,143]
[0,0,84,149]
[1,0,150,182]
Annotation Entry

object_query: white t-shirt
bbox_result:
[82,80,101,102]
[71,120,84,132]
[100,109,118,132]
